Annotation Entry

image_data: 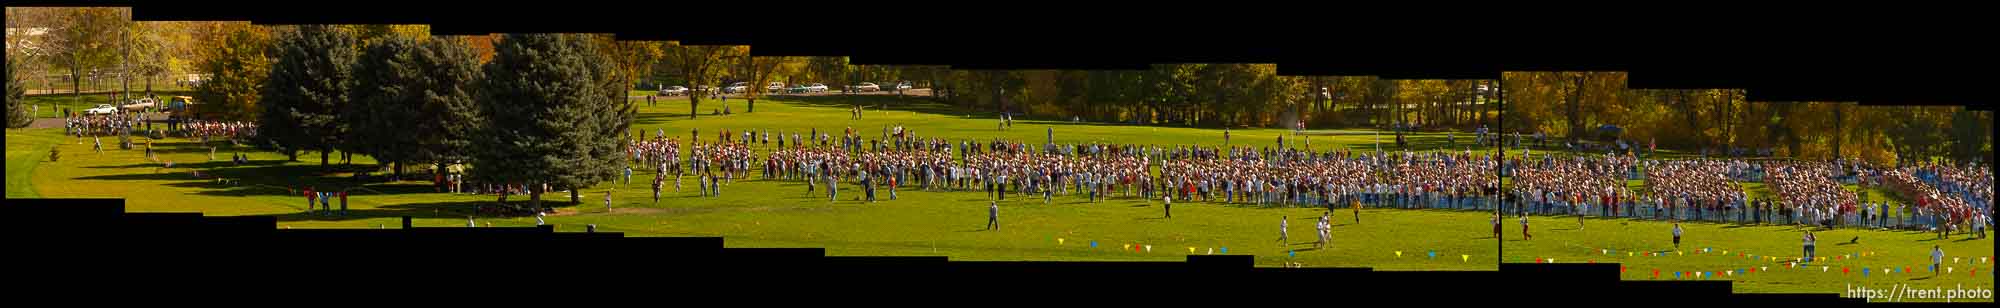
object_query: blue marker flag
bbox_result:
[1221,247,1228,254]
[1090,241,1097,248]
[1429,251,1436,258]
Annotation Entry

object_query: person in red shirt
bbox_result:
[304,186,316,215]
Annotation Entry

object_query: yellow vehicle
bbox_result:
[166,96,208,118]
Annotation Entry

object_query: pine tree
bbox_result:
[8,56,32,128]
[260,25,359,170]
[470,33,629,210]
[347,35,425,177]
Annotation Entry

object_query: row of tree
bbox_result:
[7,7,198,101]
[181,25,626,209]
[1503,72,1993,166]
[861,66,1499,130]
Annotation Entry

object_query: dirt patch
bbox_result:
[26,118,66,129]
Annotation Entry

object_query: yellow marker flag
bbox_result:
[1123,244,1131,250]
[1628,252,1634,257]
[1395,251,1403,257]
[1145,245,1152,252]
[1678,251,1684,256]
[1189,247,1196,253]
[1463,255,1470,262]
[1058,238,1065,245]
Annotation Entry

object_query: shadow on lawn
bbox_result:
[73,161,464,198]
[271,199,587,223]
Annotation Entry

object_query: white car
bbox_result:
[766,82,785,93]
[658,86,688,96]
[892,82,912,91]
[85,104,118,115]
[721,82,749,94]
[805,83,829,93]
[851,82,881,92]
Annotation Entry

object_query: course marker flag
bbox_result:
[1091,241,1098,248]
[1396,251,1403,258]
[1221,247,1228,254]
[1289,250,1296,258]
[1429,250,1436,259]
[1864,268,1869,277]
[1189,247,1196,253]
[1463,255,1470,262]
[1759,266,1766,272]
[1145,245,1152,252]
[1124,244,1131,250]
[1207,248,1214,255]
[1058,238,1064,245]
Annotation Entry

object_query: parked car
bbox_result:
[851,82,881,92]
[658,86,688,96]
[85,104,118,115]
[787,84,810,94]
[767,82,785,93]
[805,83,829,93]
[892,82,912,91]
[723,82,750,94]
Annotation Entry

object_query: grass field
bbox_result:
[1500,150,1994,300]
[7,94,1499,269]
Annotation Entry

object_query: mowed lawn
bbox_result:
[1500,150,1994,299]
[7,95,1499,269]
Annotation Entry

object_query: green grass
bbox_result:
[1501,148,1994,300]
[1505,215,1993,300]
[7,95,1501,269]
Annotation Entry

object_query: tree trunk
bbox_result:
[321,149,330,170]
[1833,103,1844,159]
[690,93,701,119]
[1567,75,1583,142]
[529,183,543,212]
[570,188,580,204]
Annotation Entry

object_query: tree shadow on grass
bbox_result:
[268,200,522,223]
[633,111,701,125]
[82,159,288,170]
[273,199,587,223]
